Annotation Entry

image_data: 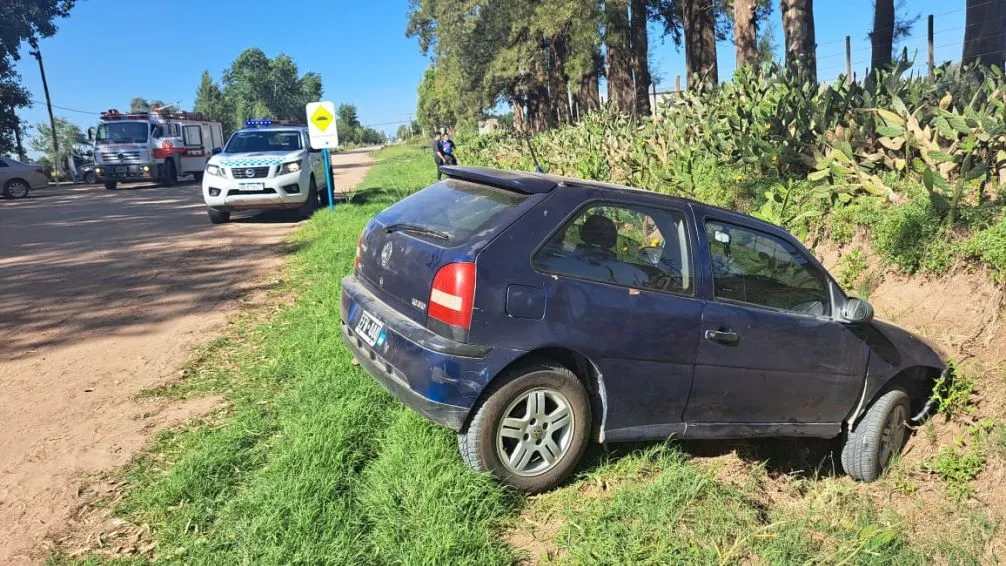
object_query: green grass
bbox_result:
[63,143,997,565]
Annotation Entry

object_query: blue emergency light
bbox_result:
[245,119,274,127]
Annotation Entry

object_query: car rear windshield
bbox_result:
[375,179,528,243]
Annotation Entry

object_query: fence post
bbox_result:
[928,14,935,82]
[675,75,681,93]
[845,35,852,82]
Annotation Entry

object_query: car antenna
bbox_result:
[522,131,544,174]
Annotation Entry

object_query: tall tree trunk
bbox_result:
[579,69,601,114]
[780,0,817,84]
[870,0,894,70]
[530,57,553,132]
[605,0,634,112]
[681,0,719,89]
[548,35,573,124]
[630,0,651,115]
[734,0,758,69]
[963,0,1006,69]
[511,98,526,133]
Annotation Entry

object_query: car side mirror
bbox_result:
[212,147,222,155]
[842,297,874,324]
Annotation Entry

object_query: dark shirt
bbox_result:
[442,140,455,155]
[432,139,443,155]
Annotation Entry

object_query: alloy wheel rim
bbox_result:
[7,182,28,198]
[496,388,575,477]
[879,404,907,465]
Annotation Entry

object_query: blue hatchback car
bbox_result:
[341,166,946,492]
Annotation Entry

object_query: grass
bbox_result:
[63,143,999,565]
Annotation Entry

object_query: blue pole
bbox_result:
[322,147,335,210]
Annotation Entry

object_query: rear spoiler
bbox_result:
[440,165,557,194]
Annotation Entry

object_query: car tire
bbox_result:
[85,171,96,184]
[207,207,230,224]
[317,175,331,207]
[458,359,591,493]
[193,172,204,183]
[161,160,177,187]
[297,176,319,220]
[841,387,911,482]
[104,182,117,191]
[2,178,30,199]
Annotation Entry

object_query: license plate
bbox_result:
[239,182,265,190]
[354,311,384,347]
[115,166,126,173]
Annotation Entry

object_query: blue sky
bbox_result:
[13,0,967,147]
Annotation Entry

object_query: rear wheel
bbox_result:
[2,178,30,199]
[104,182,117,191]
[207,207,230,224]
[161,160,177,187]
[84,171,96,184]
[841,388,910,482]
[458,359,591,493]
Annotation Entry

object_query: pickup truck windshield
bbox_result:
[225,130,302,153]
[95,122,149,144]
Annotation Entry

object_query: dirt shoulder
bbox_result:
[0,147,377,564]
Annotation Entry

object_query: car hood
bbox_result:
[210,150,304,168]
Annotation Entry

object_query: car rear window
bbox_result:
[375,179,528,243]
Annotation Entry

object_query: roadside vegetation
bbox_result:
[62,143,1003,565]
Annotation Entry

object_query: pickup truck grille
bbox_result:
[229,166,271,179]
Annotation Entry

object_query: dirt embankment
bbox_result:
[0,147,376,565]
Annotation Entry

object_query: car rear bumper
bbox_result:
[340,275,523,430]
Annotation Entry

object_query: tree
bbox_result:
[0,1,76,156]
[630,0,651,114]
[734,0,759,69]
[193,71,227,124]
[963,0,1006,70]
[128,98,178,113]
[606,0,634,111]
[681,1,719,89]
[780,0,816,83]
[337,104,360,128]
[29,116,86,179]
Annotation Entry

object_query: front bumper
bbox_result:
[95,163,157,183]
[202,170,308,210]
[340,275,523,431]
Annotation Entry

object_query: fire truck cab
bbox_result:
[90,109,224,190]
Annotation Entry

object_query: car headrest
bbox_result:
[580,214,617,250]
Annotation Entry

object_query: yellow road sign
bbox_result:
[305,101,339,149]
[311,104,334,132]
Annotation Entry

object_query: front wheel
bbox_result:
[104,182,117,191]
[207,207,230,224]
[85,171,96,184]
[458,359,591,493]
[296,176,319,220]
[841,388,910,482]
[193,172,204,183]
[2,179,30,199]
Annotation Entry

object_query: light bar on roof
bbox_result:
[245,119,274,127]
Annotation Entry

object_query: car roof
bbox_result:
[441,165,787,236]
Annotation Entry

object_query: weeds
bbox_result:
[837,248,869,289]
[929,361,977,421]
[924,443,986,501]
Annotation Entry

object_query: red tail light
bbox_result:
[428,262,476,339]
[354,234,363,271]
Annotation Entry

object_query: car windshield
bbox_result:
[225,130,302,153]
[375,179,527,243]
[95,122,149,144]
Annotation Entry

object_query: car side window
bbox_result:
[534,203,693,295]
[705,220,830,316]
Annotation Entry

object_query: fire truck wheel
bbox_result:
[162,160,177,187]
[104,182,117,191]
[193,172,204,183]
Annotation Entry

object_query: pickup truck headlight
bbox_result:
[281,161,301,174]
[206,164,224,177]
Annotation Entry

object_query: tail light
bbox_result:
[428,262,475,342]
[354,234,363,271]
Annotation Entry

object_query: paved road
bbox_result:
[0,147,376,564]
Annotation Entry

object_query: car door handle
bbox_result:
[704,329,740,345]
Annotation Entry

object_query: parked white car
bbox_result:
[201,122,327,224]
[0,157,49,199]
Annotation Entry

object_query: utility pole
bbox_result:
[31,47,61,178]
[13,114,26,162]
[845,36,852,82]
[927,14,935,82]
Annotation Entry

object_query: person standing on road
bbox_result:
[433,132,446,180]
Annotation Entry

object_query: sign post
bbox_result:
[305,101,339,210]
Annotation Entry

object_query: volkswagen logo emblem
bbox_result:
[380,242,393,268]
[244,168,255,178]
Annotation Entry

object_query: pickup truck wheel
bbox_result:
[296,176,319,220]
[207,207,230,224]
[161,160,177,187]
[104,182,117,191]
[841,388,910,482]
[458,359,591,493]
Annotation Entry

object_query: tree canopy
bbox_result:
[29,115,87,179]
